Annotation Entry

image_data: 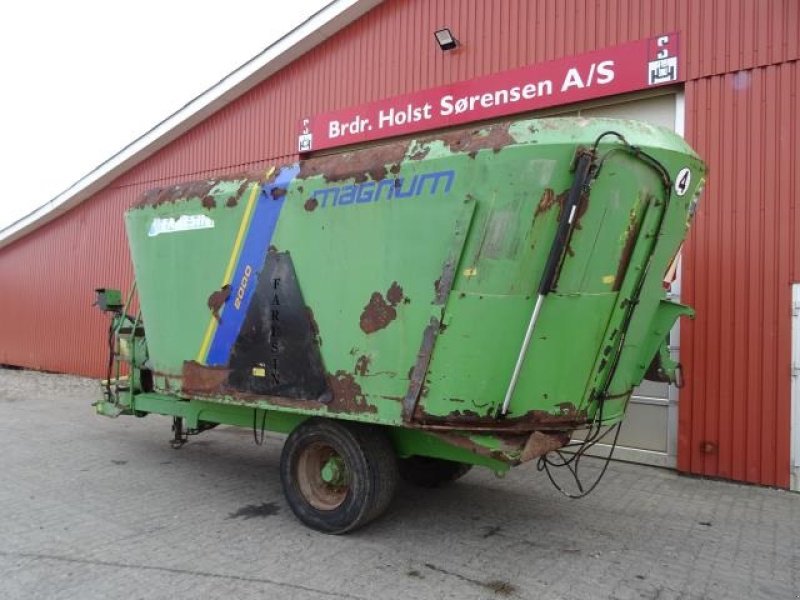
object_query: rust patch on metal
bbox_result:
[207,284,231,322]
[304,197,318,212]
[403,317,439,420]
[555,191,568,220]
[442,409,486,420]
[613,198,649,291]
[438,122,515,156]
[402,244,469,421]
[299,140,409,184]
[534,187,589,231]
[379,395,403,402]
[137,180,217,208]
[386,281,404,306]
[325,371,376,413]
[354,354,371,377]
[235,179,250,200]
[535,188,556,216]
[415,402,588,432]
[409,147,430,161]
[359,292,397,334]
[134,171,263,209]
[180,360,400,420]
[434,259,458,305]
[520,431,570,462]
[270,187,287,200]
[428,431,528,465]
[236,393,324,411]
[574,190,590,228]
[226,196,238,208]
[429,431,490,456]
[182,361,231,395]
[294,121,517,187]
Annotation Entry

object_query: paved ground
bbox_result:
[1,369,798,600]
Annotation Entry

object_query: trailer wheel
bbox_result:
[398,456,472,488]
[280,418,398,534]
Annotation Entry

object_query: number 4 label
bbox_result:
[675,167,692,196]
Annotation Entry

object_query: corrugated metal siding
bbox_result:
[112,0,799,190]
[680,61,798,488]
[0,185,134,375]
[0,0,797,486]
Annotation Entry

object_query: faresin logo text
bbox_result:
[309,169,455,209]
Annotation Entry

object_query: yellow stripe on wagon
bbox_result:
[195,178,265,363]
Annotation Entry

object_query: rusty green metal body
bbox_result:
[96,117,705,477]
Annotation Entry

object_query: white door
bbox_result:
[578,93,681,467]
[791,284,800,491]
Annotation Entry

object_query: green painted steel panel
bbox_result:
[104,117,705,464]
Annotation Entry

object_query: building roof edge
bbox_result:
[0,0,382,250]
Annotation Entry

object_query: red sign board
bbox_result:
[298,33,680,153]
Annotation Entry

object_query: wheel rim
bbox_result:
[296,441,350,510]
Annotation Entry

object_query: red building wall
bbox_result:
[0,0,797,486]
[681,62,799,486]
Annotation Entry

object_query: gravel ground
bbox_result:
[1,368,798,600]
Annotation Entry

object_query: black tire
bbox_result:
[280,418,398,534]
[398,456,472,488]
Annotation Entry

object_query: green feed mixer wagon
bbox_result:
[94,117,705,533]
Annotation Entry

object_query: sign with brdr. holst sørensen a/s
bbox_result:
[298,33,681,153]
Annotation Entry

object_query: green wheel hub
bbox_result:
[320,455,348,486]
[296,441,350,510]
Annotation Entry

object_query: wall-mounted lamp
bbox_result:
[434,28,458,51]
